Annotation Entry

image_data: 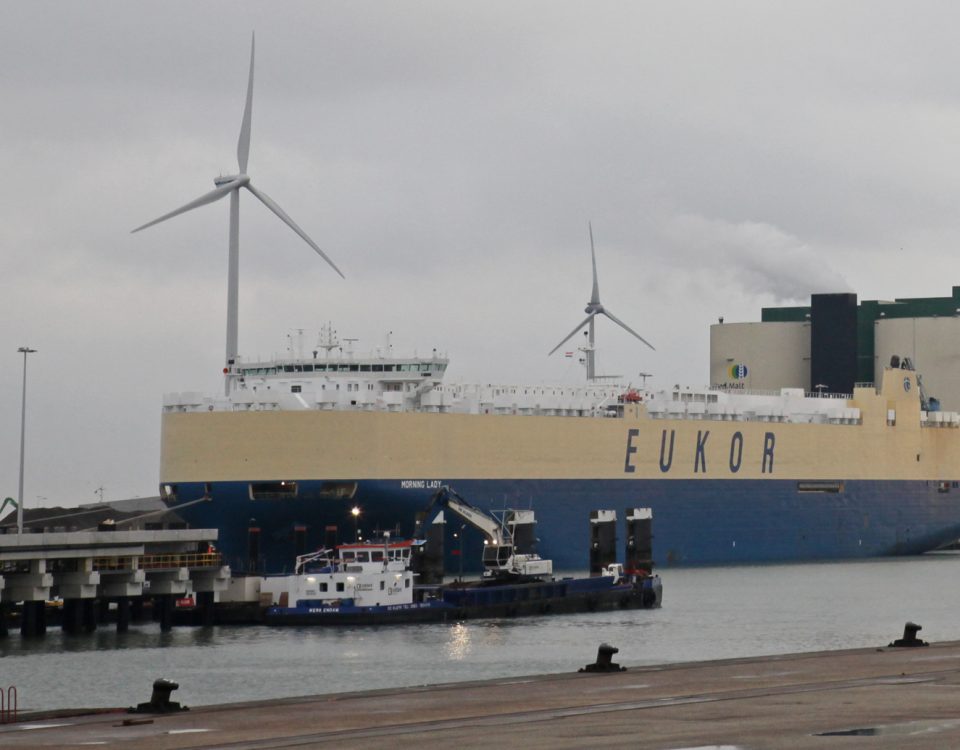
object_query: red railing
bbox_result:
[1,686,18,724]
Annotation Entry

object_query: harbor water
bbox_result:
[1,555,957,713]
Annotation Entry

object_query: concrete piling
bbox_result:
[116,597,131,632]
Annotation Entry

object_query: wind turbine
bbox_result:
[548,223,654,381]
[132,33,343,394]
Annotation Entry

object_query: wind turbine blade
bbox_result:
[548,313,595,356]
[601,308,655,351]
[131,180,239,233]
[237,32,255,174]
[589,222,600,305]
[246,182,345,278]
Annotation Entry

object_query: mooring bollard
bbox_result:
[130,678,189,714]
[888,621,929,648]
[579,643,627,673]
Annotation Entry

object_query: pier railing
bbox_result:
[140,552,223,570]
[1,686,17,724]
[92,552,223,571]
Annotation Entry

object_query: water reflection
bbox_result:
[444,623,471,660]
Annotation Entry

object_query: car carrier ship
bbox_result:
[158,323,960,574]
[143,37,960,573]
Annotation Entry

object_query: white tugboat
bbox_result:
[260,535,419,610]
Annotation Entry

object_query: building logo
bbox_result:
[728,363,749,380]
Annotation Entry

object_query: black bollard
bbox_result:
[579,643,627,673]
[130,678,189,714]
[889,621,929,647]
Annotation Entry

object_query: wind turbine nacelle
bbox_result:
[214,174,248,187]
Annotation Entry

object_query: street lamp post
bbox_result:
[351,506,360,542]
[458,523,466,582]
[17,347,37,535]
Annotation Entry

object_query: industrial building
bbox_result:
[710,287,960,411]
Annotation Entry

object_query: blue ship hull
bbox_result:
[165,478,960,574]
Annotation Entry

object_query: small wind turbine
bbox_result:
[548,223,654,381]
[132,33,343,393]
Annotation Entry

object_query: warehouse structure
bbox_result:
[710,287,960,411]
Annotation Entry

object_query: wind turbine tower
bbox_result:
[549,223,654,381]
[132,34,343,394]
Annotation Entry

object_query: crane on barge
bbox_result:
[421,486,553,581]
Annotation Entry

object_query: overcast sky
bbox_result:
[2,1,959,507]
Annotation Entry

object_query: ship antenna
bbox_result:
[316,322,340,358]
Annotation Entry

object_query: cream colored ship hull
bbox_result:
[158,369,960,570]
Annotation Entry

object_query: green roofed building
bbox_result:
[711,287,960,411]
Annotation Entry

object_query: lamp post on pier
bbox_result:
[17,347,37,535]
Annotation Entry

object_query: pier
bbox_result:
[0,529,229,636]
[4,640,960,747]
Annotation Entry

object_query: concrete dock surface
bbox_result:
[6,640,960,748]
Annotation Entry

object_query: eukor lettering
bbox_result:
[659,429,675,473]
[729,431,743,473]
[694,430,709,473]
[623,429,776,475]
